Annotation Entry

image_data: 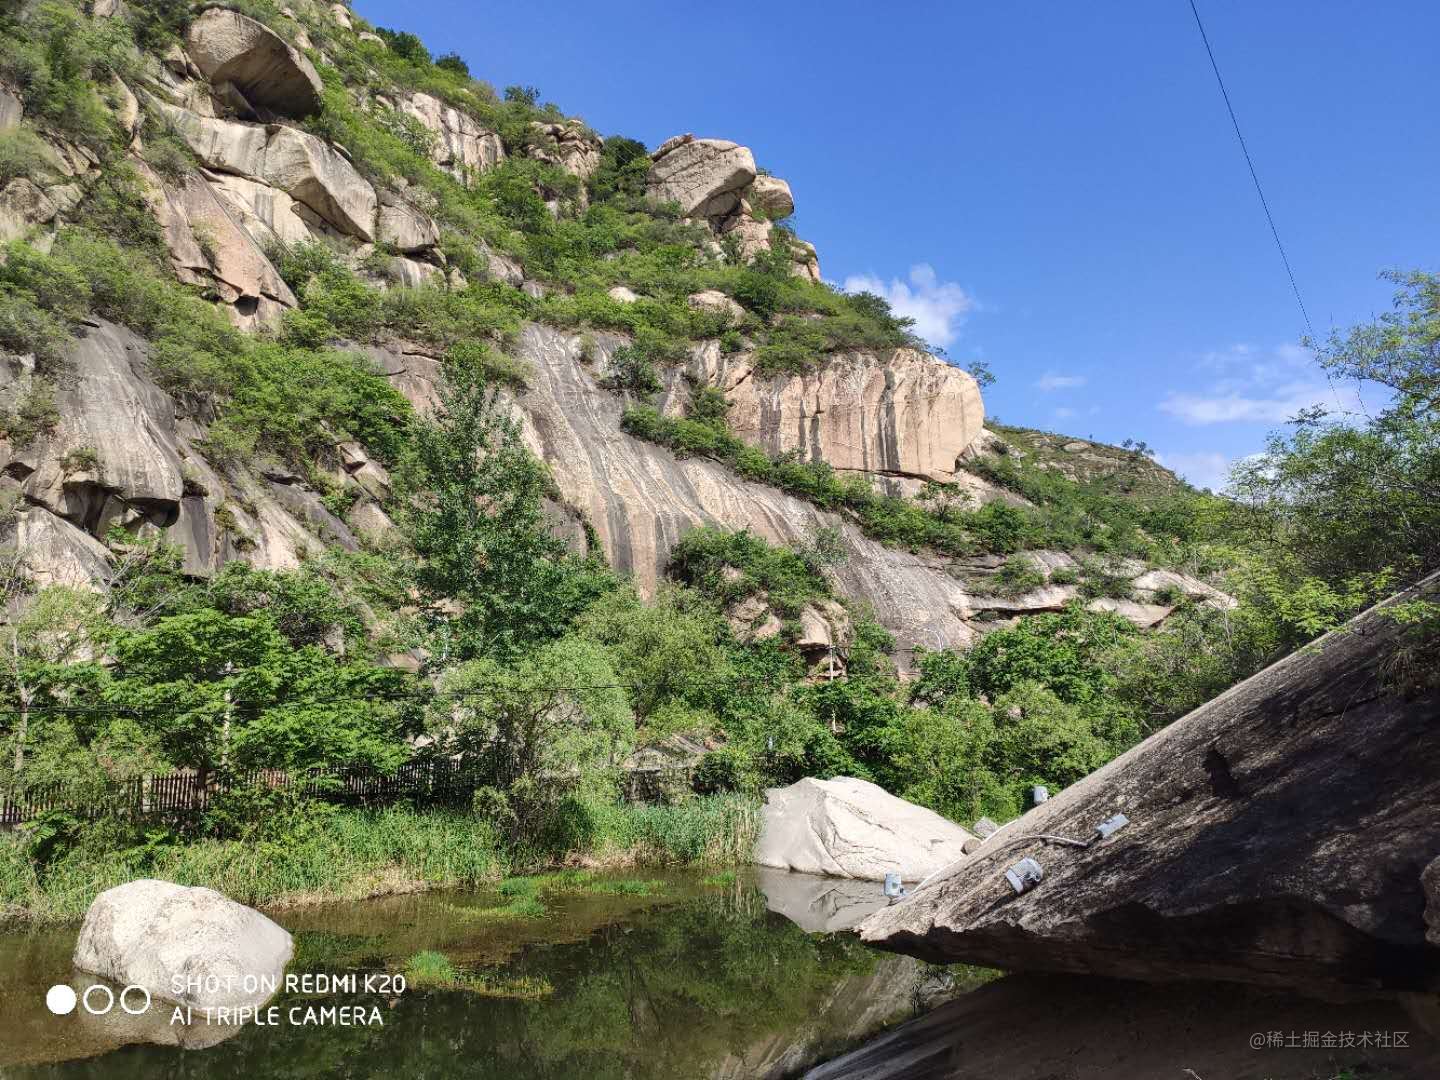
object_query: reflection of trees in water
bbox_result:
[9,887,890,1080]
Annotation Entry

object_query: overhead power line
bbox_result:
[1186,0,1315,341]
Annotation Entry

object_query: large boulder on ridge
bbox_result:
[748,174,794,220]
[647,135,756,219]
[184,9,323,117]
[756,776,974,882]
[861,571,1440,993]
[74,879,293,1011]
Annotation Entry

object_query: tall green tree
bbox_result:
[400,362,612,661]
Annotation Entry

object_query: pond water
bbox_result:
[0,869,968,1079]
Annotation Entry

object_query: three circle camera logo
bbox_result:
[46,982,152,1017]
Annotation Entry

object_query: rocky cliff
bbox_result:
[0,0,1224,655]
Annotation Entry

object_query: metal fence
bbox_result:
[0,760,700,828]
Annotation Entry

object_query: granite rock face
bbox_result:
[74,879,293,1011]
[184,9,323,117]
[648,136,756,219]
[0,320,369,583]
[671,343,986,485]
[161,107,378,240]
[749,174,795,220]
[860,572,1440,993]
[488,324,986,651]
[756,776,975,882]
[399,92,504,180]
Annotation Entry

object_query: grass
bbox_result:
[0,795,761,926]
[402,951,554,998]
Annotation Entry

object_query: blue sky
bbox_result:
[357,0,1439,491]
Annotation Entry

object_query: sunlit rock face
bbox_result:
[183,9,324,118]
[667,343,986,485]
[756,777,976,882]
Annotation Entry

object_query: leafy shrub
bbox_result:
[669,526,831,617]
[0,126,55,186]
[991,555,1046,596]
[434,52,469,77]
[0,380,61,445]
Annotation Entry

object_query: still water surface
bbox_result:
[0,870,962,1079]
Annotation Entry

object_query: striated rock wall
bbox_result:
[0,321,373,585]
[505,325,984,651]
[664,343,986,485]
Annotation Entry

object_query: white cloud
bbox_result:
[1036,372,1087,392]
[1158,382,1331,425]
[1158,342,1342,426]
[841,263,973,348]
[1053,406,1077,419]
[1157,450,1232,492]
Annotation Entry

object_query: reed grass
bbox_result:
[0,794,761,926]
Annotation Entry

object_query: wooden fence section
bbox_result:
[0,760,699,827]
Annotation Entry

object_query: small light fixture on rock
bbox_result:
[1092,813,1129,843]
[883,872,908,901]
[1031,785,1049,805]
[1005,857,1044,895]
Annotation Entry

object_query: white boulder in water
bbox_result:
[73,879,293,1011]
[755,776,974,882]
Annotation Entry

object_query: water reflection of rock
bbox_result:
[755,866,889,933]
[712,953,931,1080]
[803,974,1440,1080]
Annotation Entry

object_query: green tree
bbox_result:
[106,609,414,776]
[0,580,107,785]
[576,586,730,734]
[399,364,613,661]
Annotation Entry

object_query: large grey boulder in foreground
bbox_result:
[861,571,1440,993]
[756,776,974,882]
[74,880,293,1011]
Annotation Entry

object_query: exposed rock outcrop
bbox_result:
[749,174,794,220]
[860,572,1440,992]
[399,92,504,180]
[0,320,370,583]
[4,321,185,537]
[463,323,986,651]
[146,167,298,324]
[687,288,746,326]
[955,550,1234,628]
[11,507,113,590]
[756,776,975,882]
[73,879,293,1011]
[669,343,986,485]
[184,9,323,118]
[648,136,757,219]
[160,107,378,240]
[527,120,602,182]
